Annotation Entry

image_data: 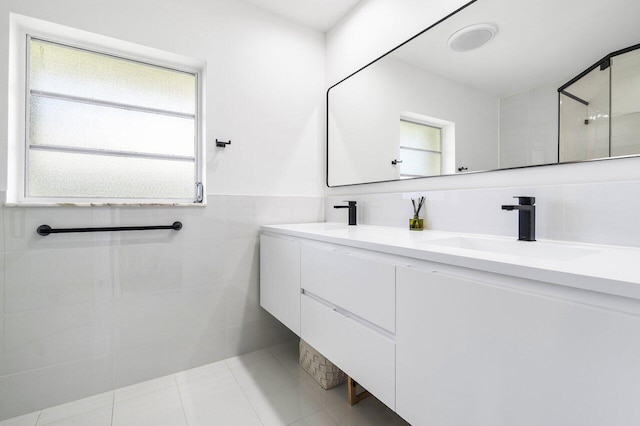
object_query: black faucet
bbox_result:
[501,196,536,241]
[334,201,357,226]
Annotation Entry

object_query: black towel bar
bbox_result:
[37,221,182,236]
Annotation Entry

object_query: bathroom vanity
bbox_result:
[260,223,640,426]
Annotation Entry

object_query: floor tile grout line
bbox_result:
[173,376,190,426]
[284,410,332,426]
[324,405,344,426]
[234,347,325,426]
[110,392,114,426]
[175,363,231,386]
[269,346,330,413]
[34,410,42,426]
[0,354,109,379]
[270,348,299,381]
[224,349,274,370]
[228,363,266,426]
[34,392,115,426]
[114,377,184,407]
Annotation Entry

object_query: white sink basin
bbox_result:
[420,236,599,261]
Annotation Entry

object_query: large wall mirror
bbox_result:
[327,0,640,187]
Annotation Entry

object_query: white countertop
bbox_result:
[261,222,640,301]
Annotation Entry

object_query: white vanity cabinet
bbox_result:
[300,243,396,409]
[396,264,640,426]
[259,234,301,336]
[259,235,397,410]
[261,224,640,426]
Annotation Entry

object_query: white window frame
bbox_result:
[399,119,443,178]
[8,13,207,206]
[400,111,456,176]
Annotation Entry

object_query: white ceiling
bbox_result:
[242,0,640,98]
[388,0,640,98]
[241,0,361,32]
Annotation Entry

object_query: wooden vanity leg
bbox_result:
[347,376,370,405]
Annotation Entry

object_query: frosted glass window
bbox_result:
[26,37,199,202]
[30,96,195,157]
[30,39,196,114]
[29,150,194,199]
[399,120,442,178]
[400,120,441,151]
[400,150,441,177]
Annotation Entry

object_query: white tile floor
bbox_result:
[1,340,409,426]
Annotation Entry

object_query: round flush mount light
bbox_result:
[448,23,498,52]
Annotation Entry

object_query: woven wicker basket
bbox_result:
[299,339,347,390]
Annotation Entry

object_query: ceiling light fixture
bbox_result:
[448,23,498,52]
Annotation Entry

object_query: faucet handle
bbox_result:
[514,196,535,205]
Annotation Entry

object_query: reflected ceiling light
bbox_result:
[448,23,498,52]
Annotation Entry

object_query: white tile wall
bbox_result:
[0,356,115,422]
[326,181,640,248]
[500,81,559,169]
[563,181,640,246]
[2,303,112,375]
[0,193,324,421]
[0,255,4,316]
[5,249,98,312]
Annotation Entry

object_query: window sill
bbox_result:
[4,201,207,207]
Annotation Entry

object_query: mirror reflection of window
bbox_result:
[398,119,442,178]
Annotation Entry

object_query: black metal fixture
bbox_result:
[37,221,183,236]
[334,201,357,226]
[457,166,468,172]
[391,159,403,165]
[326,0,478,188]
[501,196,535,241]
[559,89,589,106]
[215,139,231,148]
[558,42,640,94]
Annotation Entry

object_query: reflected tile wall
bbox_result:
[0,194,324,421]
[500,81,559,168]
[326,181,640,248]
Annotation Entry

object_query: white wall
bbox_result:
[325,0,640,211]
[0,0,325,420]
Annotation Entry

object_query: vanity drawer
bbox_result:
[301,294,395,410]
[301,244,395,333]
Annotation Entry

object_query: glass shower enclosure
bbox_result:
[559,44,640,162]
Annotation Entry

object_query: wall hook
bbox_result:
[391,159,403,165]
[216,139,231,148]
